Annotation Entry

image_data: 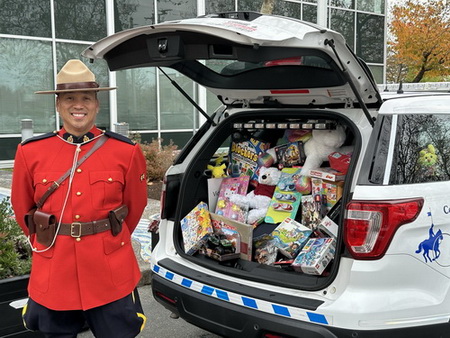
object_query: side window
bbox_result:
[390,114,450,184]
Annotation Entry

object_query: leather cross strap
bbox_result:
[58,219,111,238]
[36,135,108,209]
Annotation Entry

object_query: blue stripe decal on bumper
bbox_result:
[152,263,331,325]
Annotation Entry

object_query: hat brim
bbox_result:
[35,87,116,94]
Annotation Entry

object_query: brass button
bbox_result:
[76,192,82,196]
[75,215,80,220]
[76,238,81,242]
[121,242,125,246]
[76,168,82,173]
[42,179,47,183]
[108,178,113,182]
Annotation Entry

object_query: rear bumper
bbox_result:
[150,261,450,338]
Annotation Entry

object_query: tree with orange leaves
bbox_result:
[388,0,450,83]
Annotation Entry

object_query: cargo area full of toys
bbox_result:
[180,120,353,276]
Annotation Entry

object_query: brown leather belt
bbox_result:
[58,219,111,238]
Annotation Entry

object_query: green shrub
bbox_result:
[0,197,31,279]
[139,139,178,182]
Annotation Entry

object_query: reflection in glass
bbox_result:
[0,38,54,133]
[237,0,261,12]
[357,0,384,14]
[114,0,155,32]
[55,0,106,41]
[0,0,51,37]
[368,65,383,84]
[161,132,194,148]
[273,1,301,19]
[356,13,384,64]
[56,43,111,129]
[330,0,354,9]
[116,68,158,130]
[392,115,450,184]
[159,69,198,130]
[303,4,318,23]
[206,0,235,14]
[330,9,355,49]
[157,0,196,23]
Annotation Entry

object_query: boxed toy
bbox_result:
[317,199,341,238]
[215,176,250,222]
[271,218,312,259]
[292,237,336,275]
[210,213,253,261]
[265,168,302,224]
[301,194,323,230]
[308,167,345,182]
[180,202,214,255]
[228,137,270,186]
[274,141,306,169]
[311,178,343,209]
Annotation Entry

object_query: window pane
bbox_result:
[161,132,194,148]
[330,0,354,9]
[356,13,384,63]
[56,43,111,130]
[0,38,54,134]
[368,64,383,84]
[330,9,355,49]
[0,0,51,37]
[237,0,261,12]
[391,115,450,184]
[206,92,222,116]
[157,0,196,23]
[55,0,106,41]
[159,69,197,130]
[303,4,317,23]
[116,68,158,131]
[357,0,384,14]
[206,0,235,14]
[273,1,301,19]
[114,0,155,32]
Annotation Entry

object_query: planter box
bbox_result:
[0,274,43,337]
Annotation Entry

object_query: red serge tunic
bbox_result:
[11,127,148,311]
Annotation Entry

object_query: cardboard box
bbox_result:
[270,218,312,258]
[292,237,336,275]
[210,213,253,261]
[180,202,213,255]
[308,167,345,182]
[311,178,343,209]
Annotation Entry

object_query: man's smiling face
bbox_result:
[56,91,99,136]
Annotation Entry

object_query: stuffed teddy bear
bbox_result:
[299,125,347,176]
[417,144,438,177]
[230,167,281,225]
[207,156,227,178]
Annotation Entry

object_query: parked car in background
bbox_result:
[84,12,450,338]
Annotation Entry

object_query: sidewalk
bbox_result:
[0,169,160,286]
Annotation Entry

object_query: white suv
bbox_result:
[85,12,450,338]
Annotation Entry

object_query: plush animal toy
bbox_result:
[230,167,282,224]
[207,156,227,178]
[418,144,438,176]
[299,125,347,176]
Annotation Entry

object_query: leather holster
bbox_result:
[108,205,128,236]
[33,210,56,247]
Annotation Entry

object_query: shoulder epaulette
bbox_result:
[105,131,135,145]
[21,132,57,145]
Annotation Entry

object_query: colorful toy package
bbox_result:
[228,138,270,186]
[253,234,278,265]
[301,195,323,230]
[311,177,343,209]
[180,202,213,255]
[270,218,312,259]
[274,141,306,169]
[210,212,253,260]
[215,176,250,222]
[265,168,302,224]
[308,167,346,182]
[292,237,336,275]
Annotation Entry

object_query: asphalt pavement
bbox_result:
[0,169,220,338]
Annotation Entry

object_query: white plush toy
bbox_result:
[230,167,282,224]
[300,125,347,176]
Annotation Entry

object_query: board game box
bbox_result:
[180,202,213,255]
[271,217,313,258]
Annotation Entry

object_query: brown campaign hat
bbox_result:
[35,59,116,94]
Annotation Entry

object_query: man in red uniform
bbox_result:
[11,59,148,337]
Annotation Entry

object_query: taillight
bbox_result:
[344,198,423,259]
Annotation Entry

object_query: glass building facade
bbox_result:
[0,0,386,162]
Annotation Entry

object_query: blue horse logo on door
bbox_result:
[416,211,444,263]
